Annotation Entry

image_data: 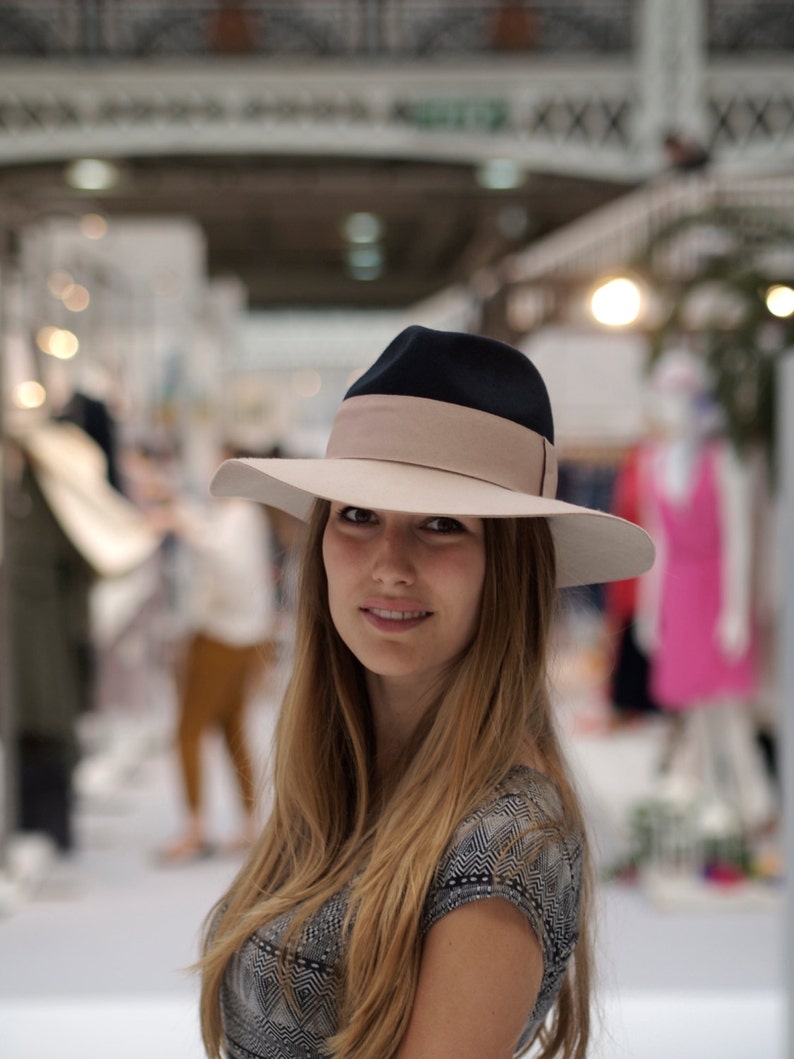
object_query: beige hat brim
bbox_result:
[210,457,654,588]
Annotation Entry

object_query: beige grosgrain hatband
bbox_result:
[326,395,558,499]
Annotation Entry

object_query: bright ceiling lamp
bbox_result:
[342,212,382,244]
[590,277,642,327]
[64,158,121,191]
[766,284,794,318]
[475,158,525,190]
[347,244,383,281]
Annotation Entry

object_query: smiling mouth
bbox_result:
[366,608,430,621]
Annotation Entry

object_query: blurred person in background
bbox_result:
[6,435,94,854]
[155,443,278,865]
[662,130,711,174]
[6,415,158,855]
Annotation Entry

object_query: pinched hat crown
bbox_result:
[346,325,554,443]
[326,326,559,502]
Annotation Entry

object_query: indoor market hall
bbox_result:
[0,2,791,1058]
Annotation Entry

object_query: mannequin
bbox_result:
[638,349,775,840]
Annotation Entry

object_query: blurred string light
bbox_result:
[13,380,46,409]
[46,270,90,312]
[47,269,74,298]
[342,212,382,244]
[63,284,90,312]
[475,158,526,190]
[347,245,383,281]
[48,329,79,359]
[766,283,794,318]
[35,326,59,353]
[64,158,120,191]
[36,326,79,359]
[80,212,108,239]
[341,211,384,281]
[590,276,642,327]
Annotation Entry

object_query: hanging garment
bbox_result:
[648,442,757,710]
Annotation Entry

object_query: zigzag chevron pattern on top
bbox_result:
[222,767,583,1059]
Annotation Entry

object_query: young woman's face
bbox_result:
[322,504,486,700]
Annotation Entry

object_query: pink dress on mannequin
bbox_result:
[648,441,757,710]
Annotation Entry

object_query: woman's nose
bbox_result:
[371,525,415,585]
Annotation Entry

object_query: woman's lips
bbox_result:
[360,601,432,631]
[368,607,428,621]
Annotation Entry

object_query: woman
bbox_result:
[198,326,654,1059]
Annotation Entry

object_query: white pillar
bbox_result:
[635,0,709,169]
[780,350,794,1059]
[0,216,16,873]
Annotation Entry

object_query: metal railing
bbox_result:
[0,2,635,59]
[709,1,794,53]
[506,171,794,284]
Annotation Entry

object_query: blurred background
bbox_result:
[0,1,792,1056]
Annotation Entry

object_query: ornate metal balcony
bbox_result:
[0,1,635,60]
[2,2,793,61]
[709,1,794,53]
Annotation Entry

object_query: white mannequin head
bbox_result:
[646,348,712,440]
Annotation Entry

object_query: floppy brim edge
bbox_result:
[210,457,655,588]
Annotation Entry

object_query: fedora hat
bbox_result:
[210,325,654,587]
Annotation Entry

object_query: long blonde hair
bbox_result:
[198,500,593,1059]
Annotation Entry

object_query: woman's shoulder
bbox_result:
[423,766,584,938]
[461,765,572,841]
[437,766,583,885]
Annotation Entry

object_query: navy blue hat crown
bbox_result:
[345,325,554,445]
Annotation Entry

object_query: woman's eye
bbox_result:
[424,516,464,534]
[339,506,376,525]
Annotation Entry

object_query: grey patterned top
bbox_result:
[221,766,583,1059]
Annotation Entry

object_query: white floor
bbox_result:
[0,634,786,1059]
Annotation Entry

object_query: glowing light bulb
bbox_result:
[47,270,74,299]
[13,380,46,409]
[342,212,382,244]
[475,159,525,190]
[64,158,120,191]
[36,325,60,353]
[81,213,108,239]
[48,328,80,359]
[62,284,90,312]
[766,284,794,318]
[591,277,642,327]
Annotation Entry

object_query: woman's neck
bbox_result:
[366,673,435,780]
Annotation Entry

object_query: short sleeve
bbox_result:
[421,769,584,1044]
